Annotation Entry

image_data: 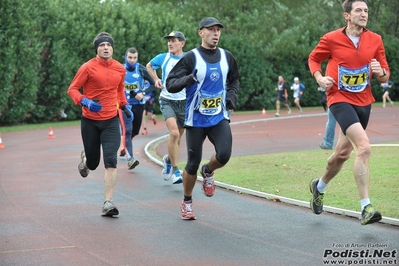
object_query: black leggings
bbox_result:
[131,104,144,137]
[81,116,120,169]
[184,119,232,175]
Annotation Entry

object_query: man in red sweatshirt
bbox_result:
[308,0,390,225]
[67,32,133,217]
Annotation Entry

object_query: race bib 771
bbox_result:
[338,64,370,93]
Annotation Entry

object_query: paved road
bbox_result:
[1,106,398,266]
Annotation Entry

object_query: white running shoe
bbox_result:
[162,155,172,181]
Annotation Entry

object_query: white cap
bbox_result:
[294,77,299,81]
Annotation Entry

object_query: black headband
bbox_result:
[94,36,114,53]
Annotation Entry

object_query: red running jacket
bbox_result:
[68,56,128,120]
[308,27,390,107]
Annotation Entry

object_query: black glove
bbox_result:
[187,69,200,86]
[129,91,137,98]
[226,98,236,110]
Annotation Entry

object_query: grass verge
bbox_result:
[181,146,399,219]
[0,120,80,133]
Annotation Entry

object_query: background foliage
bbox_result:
[1,0,398,125]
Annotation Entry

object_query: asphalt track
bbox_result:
[0,106,398,266]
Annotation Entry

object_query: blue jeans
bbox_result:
[323,108,336,148]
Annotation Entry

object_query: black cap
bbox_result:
[163,31,186,41]
[198,17,224,30]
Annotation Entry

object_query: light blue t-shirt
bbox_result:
[149,52,186,100]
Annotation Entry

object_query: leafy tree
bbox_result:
[0,0,44,124]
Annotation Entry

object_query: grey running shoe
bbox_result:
[309,178,324,214]
[360,204,382,225]
[102,200,119,216]
[319,143,333,150]
[78,150,89,178]
[127,158,139,170]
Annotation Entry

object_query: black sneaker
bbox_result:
[127,158,139,170]
[360,204,382,225]
[78,150,89,178]
[309,178,324,214]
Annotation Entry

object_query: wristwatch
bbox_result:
[379,68,387,77]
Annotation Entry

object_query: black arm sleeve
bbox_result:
[227,79,239,106]
[225,51,240,107]
[166,52,196,93]
[139,65,157,94]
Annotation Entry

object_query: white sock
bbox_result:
[316,178,327,193]
[360,198,371,211]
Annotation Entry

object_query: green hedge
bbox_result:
[1,0,398,125]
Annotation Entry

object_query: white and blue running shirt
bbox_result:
[123,63,146,105]
[185,48,229,127]
[149,52,186,100]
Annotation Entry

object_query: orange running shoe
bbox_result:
[153,117,157,125]
[142,128,147,135]
[181,200,196,220]
[200,164,215,197]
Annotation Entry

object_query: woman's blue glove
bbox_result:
[80,98,102,112]
[122,105,134,123]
